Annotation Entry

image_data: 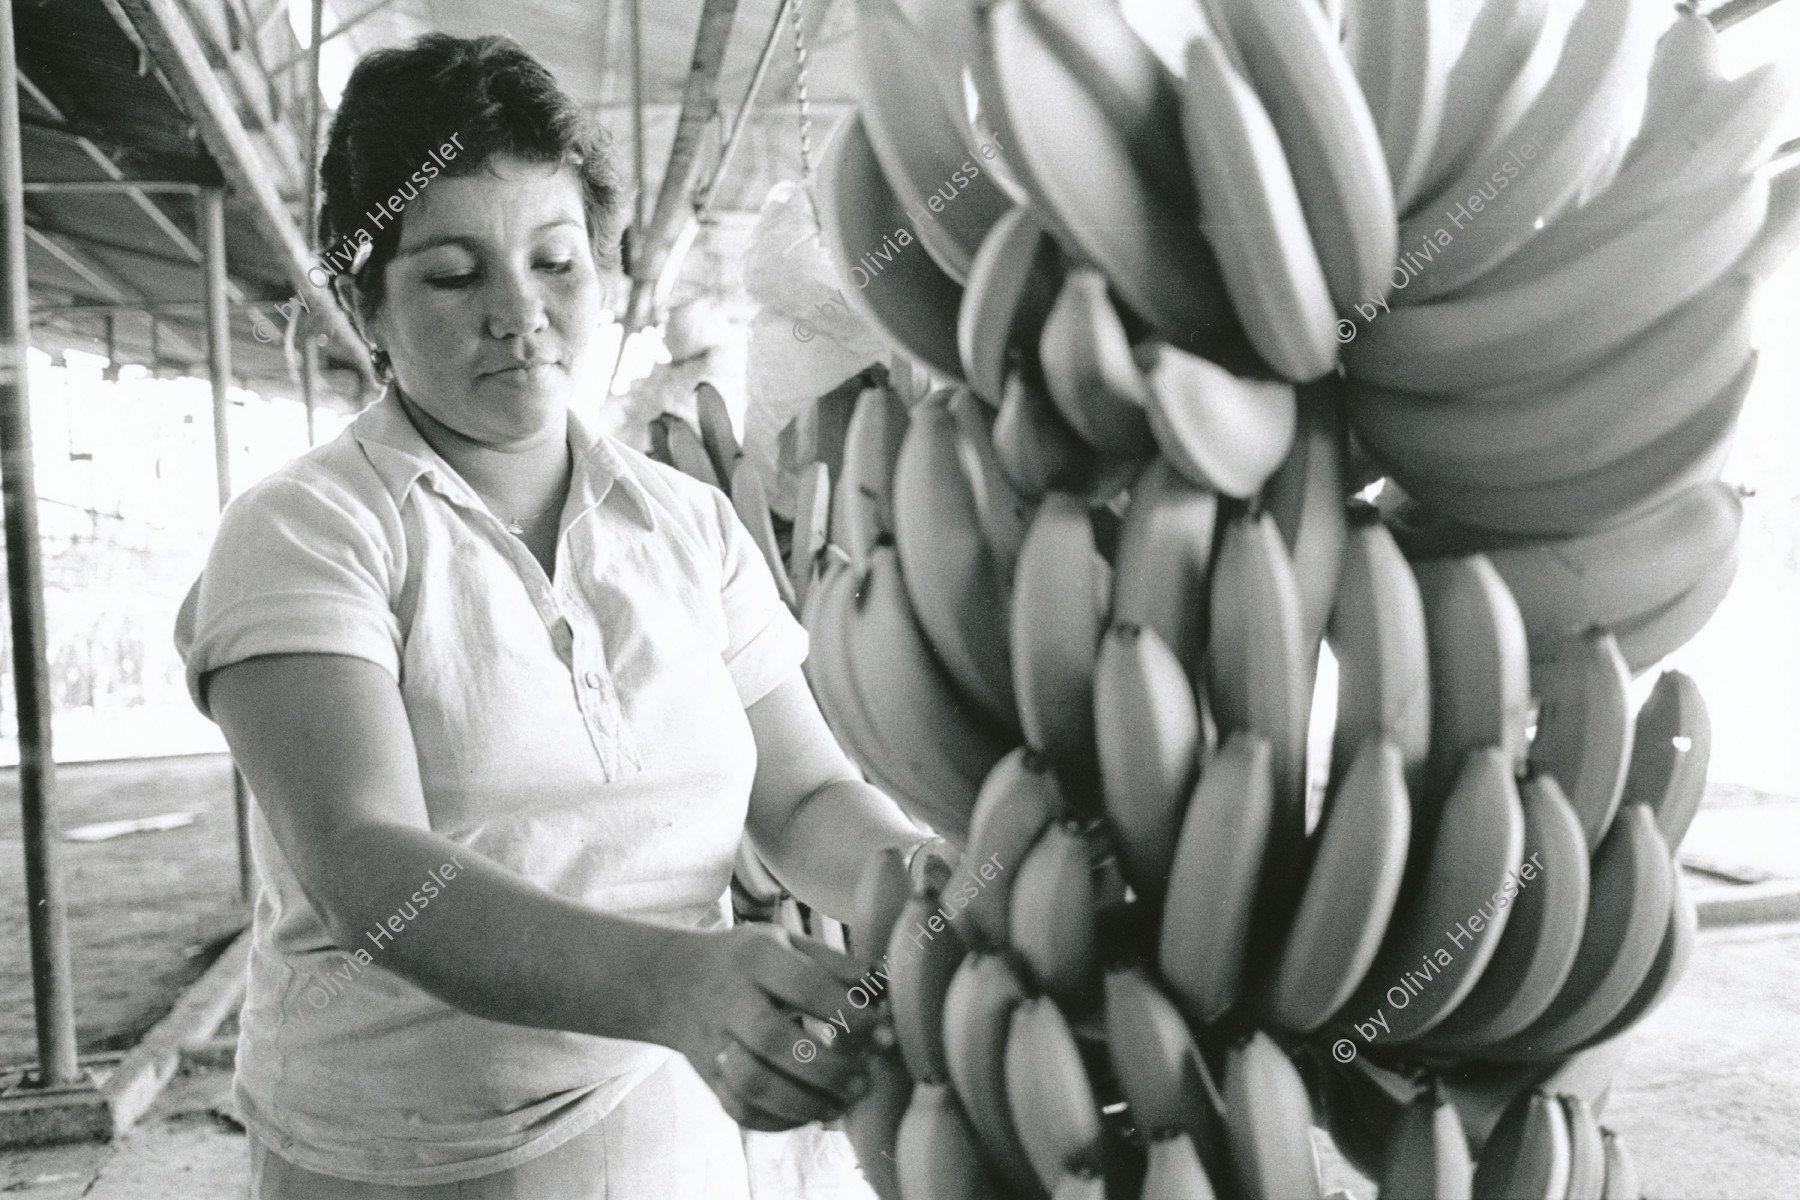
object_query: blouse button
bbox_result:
[582,671,603,689]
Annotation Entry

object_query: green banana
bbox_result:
[1207,512,1312,910]
[962,748,1061,949]
[1103,966,1224,1141]
[789,460,831,610]
[941,953,1045,1198]
[1012,491,1111,780]
[1328,512,1431,798]
[993,370,1097,502]
[1528,630,1635,851]
[694,381,739,485]
[892,392,1021,732]
[1378,1083,1473,1200]
[887,883,970,1083]
[1142,1131,1220,1199]
[839,548,1016,838]
[1620,669,1711,850]
[816,116,966,382]
[1112,457,1218,675]
[1561,1094,1607,1200]
[1484,804,1675,1062]
[1342,747,1526,1043]
[958,206,1066,406]
[1008,821,1100,1005]
[894,1081,1011,1200]
[1263,378,1350,658]
[833,384,911,568]
[1591,868,1697,1048]
[1419,774,1590,1048]
[1222,1030,1322,1200]
[844,1046,915,1200]
[1095,623,1203,901]
[1038,267,1158,460]
[849,847,916,970]
[1398,354,1755,538]
[1475,482,1744,657]
[1266,739,1411,1034]
[982,0,1241,353]
[731,457,797,613]
[1160,731,1276,1026]
[1140,343,1298,499]
[1472,1091,1571,1200]
[1612,533,1740,673]
[1004,996,1106,1193]
[1411,554,1532,805]
[946,386,1037,586]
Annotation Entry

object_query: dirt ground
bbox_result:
[4,756,1799,1197]
[0,756,245,1068]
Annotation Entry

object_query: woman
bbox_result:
[175,33,930,1198]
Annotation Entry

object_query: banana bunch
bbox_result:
[702,0,1800,1195]
[1376,1083,1642,1199]
[1337,6,1796,663]
[849,840,1333,1199]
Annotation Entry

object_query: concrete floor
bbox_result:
[1604,919,1800,1197]
[5,792,1799,1198]
[4,919,1798,1199]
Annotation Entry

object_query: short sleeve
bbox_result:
[174,475,402,720]
[712,487,809,708]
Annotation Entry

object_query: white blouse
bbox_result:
[174,394,808,1185]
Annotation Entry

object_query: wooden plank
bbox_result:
[101,928,250,1133]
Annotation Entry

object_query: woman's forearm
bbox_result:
[753,776,925,922]
[306,820,707,1047]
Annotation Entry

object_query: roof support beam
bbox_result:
[24,180,203,193]
[22,221,252,275]
[24,227,205,360]
[693,0,792,220]
[16,71,226,288]
[108,0,373,388]
[624,0,740,330]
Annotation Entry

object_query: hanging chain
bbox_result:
[790,0,815,186]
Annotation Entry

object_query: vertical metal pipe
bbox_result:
[628,0,646,243]
[1,0,80,1088]
[201,188,252,901]
[203,191,232,509]
[301,331,319,448]
[304,0,323,248]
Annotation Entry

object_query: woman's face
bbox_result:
[364,153,603,448]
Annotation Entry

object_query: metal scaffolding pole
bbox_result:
[304,0,323,247]
[1,0,80,1089]
[301,331,319,447]
[200,188,252,902]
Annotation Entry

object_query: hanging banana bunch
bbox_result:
[647,0,1798,1194]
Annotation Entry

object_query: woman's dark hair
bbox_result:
[317,33,623,312]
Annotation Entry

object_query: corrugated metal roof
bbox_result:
[14,0,373,407]
[12,0,867,408]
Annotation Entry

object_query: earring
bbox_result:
[369,345,392,381]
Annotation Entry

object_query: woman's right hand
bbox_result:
[655,924,885,1132]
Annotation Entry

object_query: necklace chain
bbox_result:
[498,502,556,535]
